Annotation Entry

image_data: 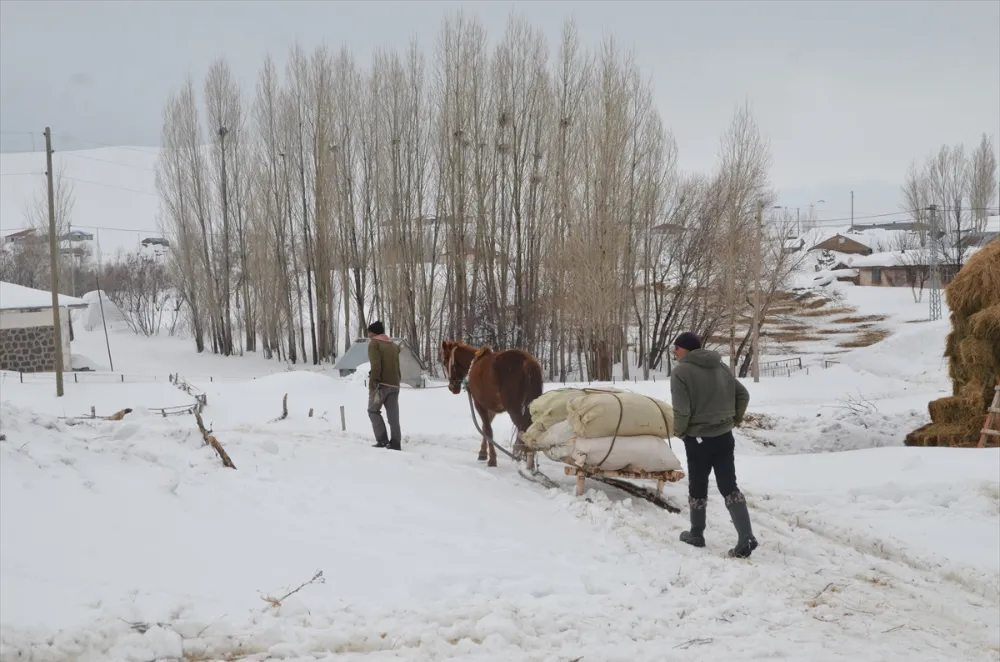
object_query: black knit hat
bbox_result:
[673,331,702,351]
[367,320,385,335]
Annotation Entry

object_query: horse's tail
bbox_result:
[513,355,544,433]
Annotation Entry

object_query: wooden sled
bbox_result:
[564,465,685,498]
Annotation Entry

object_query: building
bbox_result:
[847,251,961,288]
[61,230,94,242]
[957,216,1000,250]
[808,234,874,256]
[783,237,806,254]
[332,337,428,388]
[0,281,88,373]
[3,229,38,245]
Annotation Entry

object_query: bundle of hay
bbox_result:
[523,387,681,473]
[906,240,1000,448]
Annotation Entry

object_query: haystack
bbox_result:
[906,240,1000,447]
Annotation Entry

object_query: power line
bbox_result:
[61,151,156,172]
[787,207,1000,228]
[56,133,159,156]
[1,223,158,234]
[58,175,157,197]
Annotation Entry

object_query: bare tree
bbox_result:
[149,13,796,382]
[204,57,244,355]
[892,231,930,302]
[900,159,932,246]
[968,133,998,233]
[715,101,775,370]
[901,136,998,271]
[102,252,172,336]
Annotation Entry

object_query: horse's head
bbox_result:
[440,339,468,395]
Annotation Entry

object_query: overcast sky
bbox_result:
[1,0,998,221]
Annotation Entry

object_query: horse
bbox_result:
[440,339,544,468]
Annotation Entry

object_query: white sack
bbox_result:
[542,440,577,464]
[569,435,682,473]
[526,420,576,451]
[523,387,620,446]
[566,391,675,439]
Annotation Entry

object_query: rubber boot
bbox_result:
[679,497,707,548]
[725,490,759,558]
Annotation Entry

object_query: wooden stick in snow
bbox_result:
[194,411,236,469]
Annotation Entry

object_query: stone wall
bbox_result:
[0,325,58,373]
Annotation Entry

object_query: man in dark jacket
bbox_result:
[366,321,402,450]
[670,331,757,558]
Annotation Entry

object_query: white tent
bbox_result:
[333,338,427,388]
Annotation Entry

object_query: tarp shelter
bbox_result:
[333,337,427,388]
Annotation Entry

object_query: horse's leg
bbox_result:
[477,405,498,468]
[473,399,489,461]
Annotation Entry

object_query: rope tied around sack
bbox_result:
[562,386,675,471]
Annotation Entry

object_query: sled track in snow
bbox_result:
[747,492,1000,602]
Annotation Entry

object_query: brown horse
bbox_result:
[440,339,544,467]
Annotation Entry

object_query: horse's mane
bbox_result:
[473,345,493,360]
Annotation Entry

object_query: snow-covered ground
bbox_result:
[1,282,998,661]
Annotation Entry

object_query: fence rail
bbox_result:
[4,356,821,389]
[0,369,328,385]
[759,357,803,371]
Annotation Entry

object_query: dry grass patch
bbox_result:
[838,328,892,348]
[832,314,889,324]
[817,328,855,335]
[739,412,778,430]
[799,306,857,318]
[769,331,827,343]
[803,297,832,310]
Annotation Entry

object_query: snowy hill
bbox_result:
[0,146,161,261]
[1,280,998,661]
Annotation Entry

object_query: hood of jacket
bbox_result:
[680,348,724,369]
[370,334,393,344]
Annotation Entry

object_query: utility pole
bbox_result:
[850,191,855,231]
[928,204,942,321]
[44,127,64,397]
[751,200,763,383]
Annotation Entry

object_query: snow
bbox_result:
[1,285,998,661]
[0,280,88,311]
[797,226,913,253]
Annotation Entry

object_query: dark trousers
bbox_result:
[683,431,739,500]
[368,384,401,449]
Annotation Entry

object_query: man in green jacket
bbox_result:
[366,320,402,450]
[670,331,757,558]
